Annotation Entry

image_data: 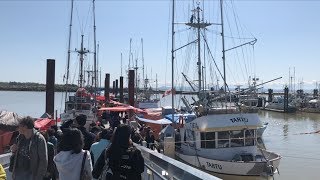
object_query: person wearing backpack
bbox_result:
[92,124,144,180]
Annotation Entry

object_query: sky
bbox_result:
[0,0,320,90]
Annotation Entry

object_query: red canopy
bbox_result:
[34,118,61,131]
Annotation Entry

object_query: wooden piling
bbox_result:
[104,73,110,102]
[284,87,289,113]
[128,70,135,106]
[115,79,119,96]
[268,89,273,102]
[120,76,124,103]
[46,59,55,117]
[314,89,318,98]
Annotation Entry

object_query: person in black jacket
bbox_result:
[92,124,144,180]
[74,114,95,150]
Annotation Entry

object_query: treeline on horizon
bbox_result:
[0,82,78,92]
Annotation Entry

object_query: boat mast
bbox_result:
[142,38,145,92]
[129,38,132,70]
[93,0,97,107]
[220,0,228,109]
[196,5,202,94]
[186,3,211,101]
[65,0,74,101]
[77,35,89,88]
[134,57,138,106]
[156,73,158,100]
[171,0,175,122]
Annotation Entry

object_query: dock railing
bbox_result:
[1,145,221,180]
[135,143,221,180]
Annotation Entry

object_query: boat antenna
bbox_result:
[65,0,74,102]
[93,0,97,107]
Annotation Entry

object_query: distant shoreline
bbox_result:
[0,82,78,92]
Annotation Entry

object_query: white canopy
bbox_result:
[136,116,172,125]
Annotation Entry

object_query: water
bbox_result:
[1,91,320,179]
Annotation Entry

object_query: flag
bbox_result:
[162,88,176,97]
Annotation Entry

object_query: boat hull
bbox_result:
[175,149,281,176]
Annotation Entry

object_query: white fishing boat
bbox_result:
[168,0,281,176]
[60,0,99,127]
[175,113,280,176]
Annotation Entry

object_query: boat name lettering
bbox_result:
[230,117,248,123]
[206,162,222,170]
[190,123,199,129]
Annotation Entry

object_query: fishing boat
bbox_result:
[60,0,99,127]
[264,96,297,113]
[169,0,281,176]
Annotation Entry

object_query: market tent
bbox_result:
[34,118,60,131]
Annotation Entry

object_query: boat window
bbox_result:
[66,103,74,111]
[245,129,255,146]
[75,103,91,110]
[200,132,215,149]
[230,130,244,147]
[217,131,230,148]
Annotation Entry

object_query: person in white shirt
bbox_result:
[54,128,93,180]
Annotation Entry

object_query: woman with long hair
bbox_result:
[54,128,93,180]
[92,124,144,180]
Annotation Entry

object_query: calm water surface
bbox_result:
[1,91,320,180]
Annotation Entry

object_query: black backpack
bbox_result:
[107,147,141,180]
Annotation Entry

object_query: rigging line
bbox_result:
[164,0,172,89]
[223,35,256,40]
[231,0,255,76]
[175,27,192,34]
[83,2,93,37]
[282,155,320,161]
[71,58,79,86]
[200,31,230,92]
[75,3,84,35]
[224,6,247,81]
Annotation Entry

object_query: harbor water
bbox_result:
[1,91,320,180]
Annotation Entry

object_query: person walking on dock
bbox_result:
[9,116,48,180]
[92,124,144,180]
[54,128,93,180]
[90,128,112,166]
[74,114,95,150]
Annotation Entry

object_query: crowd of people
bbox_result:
[8,113,146,180]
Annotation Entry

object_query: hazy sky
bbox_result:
[1,0,319,90]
